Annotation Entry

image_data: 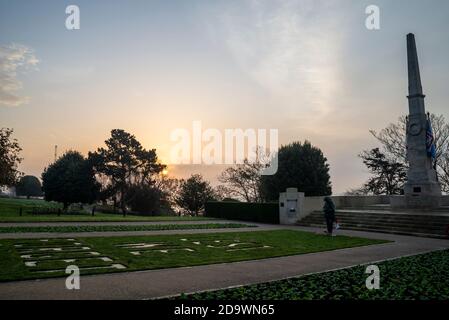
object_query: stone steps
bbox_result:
[302,211,449,225]
[304,214,449,226]
[297,209,449,239]
[305,213,449,224]
[338,208,449,216]
[302,221,446,235]
[301,222,446,239]
[301,219,447,232]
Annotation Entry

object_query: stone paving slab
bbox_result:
[1,226,448,300]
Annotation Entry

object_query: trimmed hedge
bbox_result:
[205,201,279,224]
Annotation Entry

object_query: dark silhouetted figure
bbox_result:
[323,197,336,236]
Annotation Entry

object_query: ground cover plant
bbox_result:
[178,249,449,300]
[0,230,387,282]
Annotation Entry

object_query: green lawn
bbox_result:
[178,249,449,300]
[0,230,388,282]
[0,197,211,222]
[0,223,254,233]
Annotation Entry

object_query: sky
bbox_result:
[1,0,449,194]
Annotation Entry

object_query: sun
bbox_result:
[162,169,169,176]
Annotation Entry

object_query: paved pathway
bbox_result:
[1,226,448,300]
[0,226,273,239]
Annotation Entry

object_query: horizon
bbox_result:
[1,0,449,194]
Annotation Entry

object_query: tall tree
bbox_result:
[154,176,180,211]
[359,148,407,195]
[261,141,332,200]
[16,175,42,199]
[0,128,23,186]
[125,184,162,215]
[218,159,264,203]
[89,129,165,214]
[175,174,216,216]
[370,114,449,192]
[42,151,100,210]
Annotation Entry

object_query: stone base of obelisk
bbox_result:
[391,182,442,209]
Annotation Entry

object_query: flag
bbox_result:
[405,116,409,161]
[426,118,436,159]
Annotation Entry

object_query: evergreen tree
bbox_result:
[261,141,332,200]
[42,151,99,210]
[16,175,42,198]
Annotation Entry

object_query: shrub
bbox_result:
[126,184,162,215]
[205,201,279,224]
[261,141,332,200]
[176,174,216,216]
[15,175,42,198]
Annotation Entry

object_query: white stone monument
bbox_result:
[391,33,442,209]
[279,188,304,225]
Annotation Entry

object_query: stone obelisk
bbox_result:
[402,33,441,208]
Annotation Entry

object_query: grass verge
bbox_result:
[0,230,388,282]
[0,198,212,222]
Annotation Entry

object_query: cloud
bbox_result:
[199,0,345,121]
[0,43,39,107]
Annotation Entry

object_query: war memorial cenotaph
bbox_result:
[390,33,442,209]
[295,34,449,237]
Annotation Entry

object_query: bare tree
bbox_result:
[369,116,408,162]
[369,113,449,193]
[218,148,272,202]
[344,187,369,196]
[153,176,180,212]
[218,159,262,202]
[439,156,449,194]
[359,148,407,195]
